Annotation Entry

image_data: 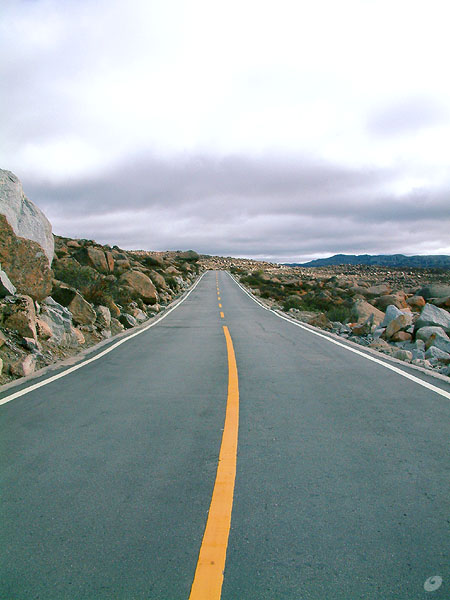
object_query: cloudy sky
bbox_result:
[1,0,449,262]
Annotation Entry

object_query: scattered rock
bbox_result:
[353,300,385,326]
[67,292,96,326]
[406,295,426,310]
[416,284,450,300]
[11,354,36,377]
[119,313,137,329]
[394,349,413,362]
[415,303,450,333]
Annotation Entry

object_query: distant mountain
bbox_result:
[287,254,450,269]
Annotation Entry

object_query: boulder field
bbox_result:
[0,170,200,385]
[201,256,450,377]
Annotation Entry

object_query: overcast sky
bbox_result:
[1,0,449,262]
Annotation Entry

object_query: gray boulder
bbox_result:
[415,326,448,342]
[425,346,450,363]
[0,169,54,264]
[0,267,16,297]
[417,284,450,300]
[415,303,450,333]
[39,297,79,347]
[381,305,410,327]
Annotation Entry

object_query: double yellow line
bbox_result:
[189,276,239,599]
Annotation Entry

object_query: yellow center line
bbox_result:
[218,297,221,301]
[189,326,239,600]
[220,311,225,318]
[218,303,222,308]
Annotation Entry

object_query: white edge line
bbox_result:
[228,272,450,401]
[0,272,207,406]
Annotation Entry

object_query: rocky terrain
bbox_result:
[1,168,449,386]
[0,169,200,385]
[201,255,450,377]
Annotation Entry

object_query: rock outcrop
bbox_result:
[0,170,54,301]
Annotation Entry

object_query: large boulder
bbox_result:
[119,270,158,304]
[0,170,54,263]
[416,284,450,300]
[74,246,114,274]
[353,299,385,326]
[0,170,54,301]
[415,303,450,333]
[39,297,80,347]
[0,267,16,297]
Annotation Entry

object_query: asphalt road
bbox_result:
[1,270,449,599]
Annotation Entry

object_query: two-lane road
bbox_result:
[1,270,449,599]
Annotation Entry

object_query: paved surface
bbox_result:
[1,270,449,599]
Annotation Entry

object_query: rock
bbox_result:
[425,346,450,363]
[131,307,148,322]
[36,318,53,340]
[0,330,7,347]
[416,284,450,300]
[105,251,115,273]
[72,327,85,345]
[411,358,433,369]
[381,305,407,327]
[394,349,413,362]
[375,293,408,310]
[425,333,450,355]
[142,253,165,268]
[0,214,53,301]
[307,313,332,329]
[369,339,393,353]
[390,331,412,342]
[0,267,16,297]
[119,313,137,329]
[351,314,374,335]
[353,300,385,326]
[365,284,391,297]
[95,305,111,329]
[39,297,79,347]
[119,271,158,304]
[384,312,413,339]
[165,266,180,275]
[406,295,426,310]
[415,326,448,343]
[75,246,112,274]
[0,357,3,376]
[21,336,41,352]
[11,354,36,377]
[67,292,96,326]
[3,295,37,342]
[0,169,54,263]
[432,296,450,309]
[110,317,125,334]
[149,270,167,289]
[415,303,450,333]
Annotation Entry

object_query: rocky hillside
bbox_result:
[203,256,450,376]
[0,169,200,385]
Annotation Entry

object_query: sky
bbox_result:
[1,0,449,262]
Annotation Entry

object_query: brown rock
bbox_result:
[3,295,37,342]
[72,327,85,344]
[353,299,385,326]
[390,331,412,342]
[119,271,158,304]
[67,293,96,325]
[384,313,413,339]
[375,293,408,310]
[406,295,426,310]
[365,284,392,298]
[307,312,332,329]
[165,266,180,275]
[0,214,52,301]
[0,330,7,347]
[105,251,115,273]
[75,246,111,273]
[149,270,167,289]
[36,318,53,340]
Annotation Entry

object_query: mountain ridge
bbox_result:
[287,254,450,269]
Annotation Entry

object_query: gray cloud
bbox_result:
[18,153,450,262]
[367,97,448,137]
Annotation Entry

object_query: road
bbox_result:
[1,270,449,599]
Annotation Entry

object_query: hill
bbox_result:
[288,254,450,269]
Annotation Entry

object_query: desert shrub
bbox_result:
[326,305,355,323]
[283,295,304,310]
[53,261,99,291]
